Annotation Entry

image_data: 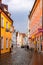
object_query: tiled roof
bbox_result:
[0,7,13,23]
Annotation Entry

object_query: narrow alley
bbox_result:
[0,0,43,65]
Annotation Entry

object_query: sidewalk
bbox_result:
[30,52,43,65]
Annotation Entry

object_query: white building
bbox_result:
[11,30,16,47]
[17,32,26,47]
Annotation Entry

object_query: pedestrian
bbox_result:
[41,43,42,51]
[11,44,13,48]
[37,40,40,52]
[27,45,29,49]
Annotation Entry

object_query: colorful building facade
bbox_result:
[17,32,26,47]
[28,0,42,52]
[0,0,13,54]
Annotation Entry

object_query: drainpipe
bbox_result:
[42,0,43,40]
[0,10,1,54]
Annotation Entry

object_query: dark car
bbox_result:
[21,45,24,48]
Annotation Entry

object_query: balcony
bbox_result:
[6,26,13,33]
[6,28,9,32]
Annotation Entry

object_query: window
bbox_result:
[10,25,13,32]
[1,37,4,49]
[6,22,8,29]
[4,7,7,12]
[6,22,9,32]
[10,39,11,48]
[6,38,8,48]
[1,17,4,27]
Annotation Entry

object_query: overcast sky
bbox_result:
[2,0,35,33]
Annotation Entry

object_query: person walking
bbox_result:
[37,40,40,52]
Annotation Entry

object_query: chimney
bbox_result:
[0,0,2,3]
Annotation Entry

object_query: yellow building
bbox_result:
[0,0,13,54]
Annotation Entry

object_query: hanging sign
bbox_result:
[38,28,43,32]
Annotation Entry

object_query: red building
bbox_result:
[28,0,42,52]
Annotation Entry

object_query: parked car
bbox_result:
[21,45,24,48]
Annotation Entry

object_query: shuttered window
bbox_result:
[6,38,8,48]
[6,22,8,29]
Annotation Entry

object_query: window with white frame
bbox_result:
[6,38,8,48]
[1,17,4,27]
[10,39,11,48]
[1,37,4,49]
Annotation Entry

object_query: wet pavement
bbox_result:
[0,46,33,65]
[30,52,43,65]
[0,46,43,65]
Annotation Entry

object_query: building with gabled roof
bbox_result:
[0,0,14,54]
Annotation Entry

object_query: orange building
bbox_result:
[28,0,42,52]
[0,0,13,54]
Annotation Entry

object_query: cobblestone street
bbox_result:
[0,46,33,65]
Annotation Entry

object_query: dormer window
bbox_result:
[4,7,7,12]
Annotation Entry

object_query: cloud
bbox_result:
[2,0,35,12]
[2,0,35,33]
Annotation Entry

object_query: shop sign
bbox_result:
[38,28,43,32]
